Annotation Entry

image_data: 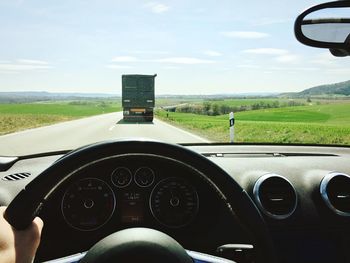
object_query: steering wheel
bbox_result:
[4,140,276,263]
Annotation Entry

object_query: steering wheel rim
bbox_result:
[4,139,276,263]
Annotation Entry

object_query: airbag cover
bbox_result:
[81,227,193,263]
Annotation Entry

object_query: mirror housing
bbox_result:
[294,1,350,56]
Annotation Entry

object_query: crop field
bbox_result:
[0,100,121,135]
[156,102,350,145]
[1,97,350,145]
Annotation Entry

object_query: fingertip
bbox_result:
[33,217,44,231]
[0,206,6,213]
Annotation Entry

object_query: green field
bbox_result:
[156,102,350,145]
[2,98,350,146]
[0,101,121,135]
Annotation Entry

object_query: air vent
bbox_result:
[253,174,297,219]
[2,172,31,181]
[320,172,350,217]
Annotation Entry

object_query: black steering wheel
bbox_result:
[4,140,276,263]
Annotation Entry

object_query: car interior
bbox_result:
[0,1,350,263]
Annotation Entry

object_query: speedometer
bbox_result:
[150,177,199,228]
[61,178,116,231]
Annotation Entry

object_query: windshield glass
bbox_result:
[1,0,350,156]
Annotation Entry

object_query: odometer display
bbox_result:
[61,178,116,231]
[150,177,199,228]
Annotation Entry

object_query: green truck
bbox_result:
[122,74,157,122]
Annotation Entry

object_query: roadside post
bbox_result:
[229,112,234,143]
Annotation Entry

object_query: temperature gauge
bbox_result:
[111,167,132,188]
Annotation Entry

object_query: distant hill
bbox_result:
[283,80,350,98]
[0,91,282,103]
[0,91,118,103]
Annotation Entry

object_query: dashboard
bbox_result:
[1,144,350,263]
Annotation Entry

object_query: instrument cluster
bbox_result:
[60,157,203,232]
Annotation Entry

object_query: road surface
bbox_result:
[0,112,210,156]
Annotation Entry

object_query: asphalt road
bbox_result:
[0,112,209,156]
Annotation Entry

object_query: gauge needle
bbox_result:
[170,190,180,207]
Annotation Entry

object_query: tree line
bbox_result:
[175,100,305,116]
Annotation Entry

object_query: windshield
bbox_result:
[1,0,350,156]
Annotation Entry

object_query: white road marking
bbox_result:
[154,118,211,143]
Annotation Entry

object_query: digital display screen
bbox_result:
[120,192,144,223]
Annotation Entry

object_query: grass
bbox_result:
[0,100,121,116]
[235,104,350,124]
[2,98,350,146]
[0,114,74,136]
[156,102,350,145]
[0,100,122,135]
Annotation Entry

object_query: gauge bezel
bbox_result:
[61,177,116,231]
[320,172,350,217]
[134,167,155,188]
[149,177,199,228]
[111,167,133,188]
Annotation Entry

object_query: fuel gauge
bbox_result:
[134,167,155,187]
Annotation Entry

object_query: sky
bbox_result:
[0,0,349,95]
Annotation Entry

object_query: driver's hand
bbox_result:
[0,206,43,263]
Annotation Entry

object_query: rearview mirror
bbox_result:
[295,1,350,56]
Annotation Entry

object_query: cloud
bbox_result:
[242,48,301,64]
[109,55,215,65]
[0,64,51,71]
[327,68,350,74]
[111,56,139,62]
[252,18,292,26]
[0,59,51,73]
[145,2,170,14]
[275,54,300,63]
[155,57,215,64]
[106,65,133,69]
[237,64,261,69]
[242,48,289,55]
[163,66,181,69]
[311,51,339,67]
[221,31,269,39]
[129,50,169,55]
[203,50,222,57]
[16,59,49,65]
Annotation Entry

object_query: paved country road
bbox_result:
[0,112,209,156]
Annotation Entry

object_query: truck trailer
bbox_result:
[122,74,156,122]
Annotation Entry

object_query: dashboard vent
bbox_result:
[2,172,31,181]
[253,174,297,219]
[320,172,350,216]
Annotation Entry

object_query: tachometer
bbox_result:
[61,178,116,231]
[150,177,199,228]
